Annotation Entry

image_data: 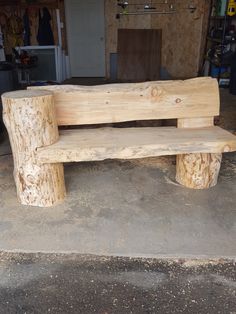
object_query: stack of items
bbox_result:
[205,0,236,89]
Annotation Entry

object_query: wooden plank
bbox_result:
[36,126,236,164]
[29,77,220,126]
[177,117,214,128]
[117,29,162,81]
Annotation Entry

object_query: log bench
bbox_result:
[2,77,236,207]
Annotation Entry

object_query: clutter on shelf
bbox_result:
[0,0,66,85]
[203,0,236,90]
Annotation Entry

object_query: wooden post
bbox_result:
[2,90,66,207]
[176,118,222,189]
[176,153,222,189]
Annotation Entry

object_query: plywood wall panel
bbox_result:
[198,0,211,73]
[152,12,203,78]
[105,0,210,79]
[105,0,151,78]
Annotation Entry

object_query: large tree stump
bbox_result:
[176,153,222,189]
[176,117,222,189]
[2,90,66,207]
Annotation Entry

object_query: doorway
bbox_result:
[65,0,106,77]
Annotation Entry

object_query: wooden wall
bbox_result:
[0,0,210,80]
[105,0,210,79]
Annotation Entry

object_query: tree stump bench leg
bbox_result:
[176,153,222,189]
[176,118,222,189]
[2,90,66,207]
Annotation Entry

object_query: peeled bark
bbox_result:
[176,153,222,189]
[176,117,222,189]
[28,77,220,126]
[2,90,66,207]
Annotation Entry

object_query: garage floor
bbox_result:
[0,88,235,258]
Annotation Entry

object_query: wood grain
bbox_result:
[176,104,222,189]
[177,117,214,128]
[176,153,222,189]
[36,126,236,164]
[2,90,66,207]
[29,77,220,126]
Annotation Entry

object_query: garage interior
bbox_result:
[0,0,236,312]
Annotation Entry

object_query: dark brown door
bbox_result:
[117,29,162,82]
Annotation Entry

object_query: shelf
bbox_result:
[204,56,231,67]
[203,4,235,80]
[207,36,236,44]
[207,37,222,43]
[210,15,236,19]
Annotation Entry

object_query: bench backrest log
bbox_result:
[28,77,220,126]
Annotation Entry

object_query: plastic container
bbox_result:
[210,65,228,77]
[220,0,228,16]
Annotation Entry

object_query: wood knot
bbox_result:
[151,88,158,97]
[175,98,182,104]
[151,88,162,101]
[223,145,231,152]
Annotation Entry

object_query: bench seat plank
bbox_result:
[36,126,236,164]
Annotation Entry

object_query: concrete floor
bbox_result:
[0,253,235,314]
[0,85,236,314]
[0,89,236,259]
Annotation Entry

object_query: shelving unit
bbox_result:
[204,0,236,86]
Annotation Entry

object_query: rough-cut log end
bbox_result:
[16,163,66,207]
[2,90,66,207]
[176,153,222,189]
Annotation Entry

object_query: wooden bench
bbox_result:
[2,77,236,207]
